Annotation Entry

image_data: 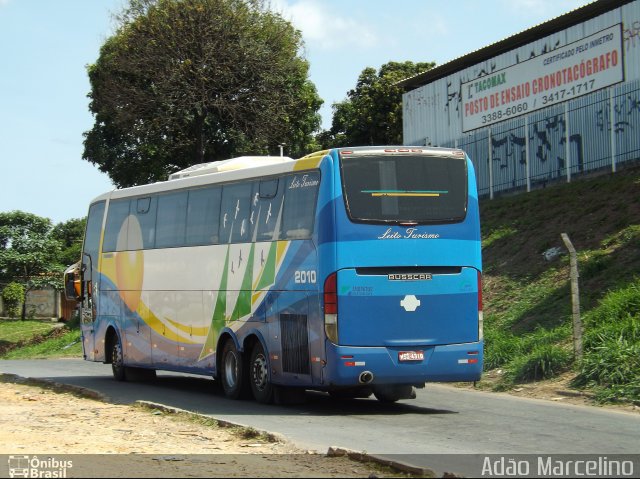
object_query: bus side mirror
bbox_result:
[64,262,82,302]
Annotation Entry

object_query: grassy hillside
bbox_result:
[480,165,640,404]
[0,319,82,359]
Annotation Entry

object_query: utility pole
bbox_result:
[561,233,583,361]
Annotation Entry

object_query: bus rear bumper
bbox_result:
[324,341,483,387]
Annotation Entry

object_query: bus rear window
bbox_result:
[340,154,467,224]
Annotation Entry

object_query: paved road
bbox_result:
[2,359,639,476]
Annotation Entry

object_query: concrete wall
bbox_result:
[0,287,62,319]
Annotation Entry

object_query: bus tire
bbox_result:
[249,342,274,404]
[111,337,126,382]
[221,339,245,400]
[373,385,416,403]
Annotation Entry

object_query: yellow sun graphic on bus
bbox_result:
[115,215,144,312]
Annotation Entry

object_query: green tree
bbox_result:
[51,218,86,267]
[84,0,322,188]
[320,61,435,148]
[0,211,63,319]
[2,282,24,319]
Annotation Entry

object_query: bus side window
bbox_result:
[282,172,320,240]
[220,182,253,244]
[104,197,156,251]
[256,179,283,242]
[83,201,106,275]
[103,199,131,252]
[133,196,156,249]
[79,201,106,321]
[156,191,188,248]
[186,186,222,246]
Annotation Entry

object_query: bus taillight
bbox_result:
[324,272,337,314]
[478,270,484,341]
[324,272,339,343]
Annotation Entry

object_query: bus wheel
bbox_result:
[221,339,245,399]
[249,342,273,404]
[111,338,126,382]
[373,385,416,403]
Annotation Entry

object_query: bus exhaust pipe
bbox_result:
[359,371,374,384]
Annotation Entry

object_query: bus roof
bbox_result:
[332,146,466,158]
[95,155,318,203]
[168,156,294,180]
[89,147,468,205]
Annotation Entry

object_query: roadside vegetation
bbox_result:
[0,211,86,320]
[480,165,640,405]
[0,317,82,359]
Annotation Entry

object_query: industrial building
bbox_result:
[400,0,639,198]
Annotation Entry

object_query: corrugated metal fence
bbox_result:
[448,80,640,198]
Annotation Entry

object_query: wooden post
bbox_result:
[561,233,583,361]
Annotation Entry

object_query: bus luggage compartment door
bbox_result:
[336,267,479,347]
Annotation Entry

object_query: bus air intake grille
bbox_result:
[280,314,311,375]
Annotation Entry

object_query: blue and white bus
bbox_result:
[66,146,483,403]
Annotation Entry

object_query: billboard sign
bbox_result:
[461,24,624,132]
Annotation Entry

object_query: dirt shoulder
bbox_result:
[0,377,417,478]
[455,370,640,415]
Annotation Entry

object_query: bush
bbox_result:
[505,344,572,383]
[2,282,24,319]
[583,280,640,329]
[577,335,640,385]
[574,335,640,404]
[484,327,520,370]
[519,324,571,350]
[484,323,571,374]
[573,280,640,404]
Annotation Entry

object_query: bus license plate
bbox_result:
[398,351,424,362]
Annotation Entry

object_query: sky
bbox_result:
[0,0,593,225]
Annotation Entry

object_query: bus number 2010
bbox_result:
[295,270,317,284]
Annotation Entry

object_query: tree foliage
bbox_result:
[83,0,322,187]
[0,211,60,283]
[51,218,86,267]
[0,211,65,319]
[319,61,435,148]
